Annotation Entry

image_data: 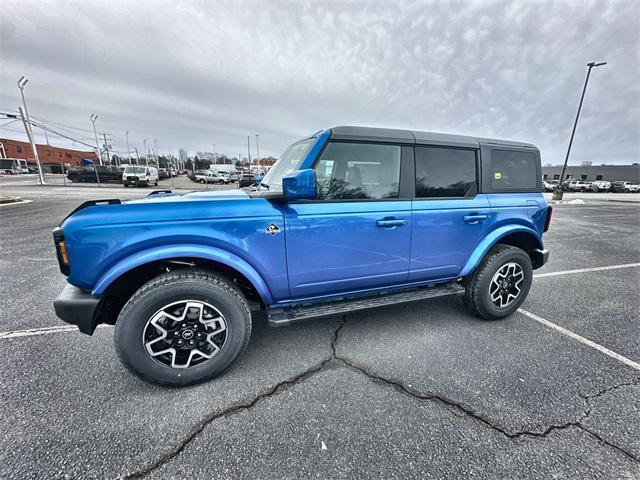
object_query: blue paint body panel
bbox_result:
[56,130,549,314]
[61,189,289,302]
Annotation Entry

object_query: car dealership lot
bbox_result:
[0,187,638,479]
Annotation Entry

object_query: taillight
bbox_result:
[543,206,553,232]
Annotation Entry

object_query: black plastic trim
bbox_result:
[53,285,102,335]
[61,199,121,224]
[532,248,550,270]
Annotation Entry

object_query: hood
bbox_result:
[59,189,257,229]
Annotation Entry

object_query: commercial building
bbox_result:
[542,164,639,183]
[0,137,97,171]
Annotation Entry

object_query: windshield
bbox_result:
[125,166,146,174]
[260,139,314,190]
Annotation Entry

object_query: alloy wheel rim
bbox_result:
[143,300,227,369]
[489,262,524,308]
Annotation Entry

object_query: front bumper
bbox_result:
[532,248,549,269]
[54,285,101,335]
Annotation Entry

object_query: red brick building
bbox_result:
[0,137,97,168]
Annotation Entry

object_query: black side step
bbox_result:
[267,282,464,327]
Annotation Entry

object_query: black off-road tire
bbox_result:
[114,270,251,386]
[463,244,533,320]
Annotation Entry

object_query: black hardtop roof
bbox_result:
[329,125,536,149]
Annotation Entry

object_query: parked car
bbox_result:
[0,158,29,175]
[195,171,225,184]
[238,173,257,188]
[190,169,209,181]
[610,181,640,193]
[216,172,231,184]
[122,166,159,187]
[589,180,610,192]
[52,125,551,386]
[542,180,557,192]
[158,168,169,180]
[566,180,592,192]
[67,165,123,183]
[229,172,240,182]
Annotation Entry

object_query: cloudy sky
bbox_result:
[1,0,638,163]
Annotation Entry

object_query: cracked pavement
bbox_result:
[1,187,639,479]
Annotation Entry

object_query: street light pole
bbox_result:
[126,130,131,164]
[17,76,45,185]
[255,134,260,172]
[153,138,158,165]
[143,139,149,166]
[90,114,102,166]
[554,61,607,201]
[247,136,251,171]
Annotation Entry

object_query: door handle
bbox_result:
[376,218,406,228]
[464,214,488,224]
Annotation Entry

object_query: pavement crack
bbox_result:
[123,317,347,479]
[334,356,640,463]
[582,378,640,402]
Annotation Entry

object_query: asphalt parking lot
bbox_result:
[1,184,639,479]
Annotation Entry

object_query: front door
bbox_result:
[285,141,412,299]
[410,145,493,281]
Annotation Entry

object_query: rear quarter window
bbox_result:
[489,149,539,192]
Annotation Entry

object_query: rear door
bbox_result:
[410,145,493,281]
[285,142,412,299]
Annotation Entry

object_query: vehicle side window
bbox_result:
[415,147,476,198]
[314,142,401,200]
[490,150,538,191]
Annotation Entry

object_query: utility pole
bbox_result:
[143,139,149,166]
[43,120,50,145]
[90,114,102,165]
[17,76,45,184]
[125,130,131,165]
[554,61,607,200]
[102,133,112,165]
[255,134,260,172]
[212,144,216,166]
[135,147,141,165]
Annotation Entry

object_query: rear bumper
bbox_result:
[54,285,101,335]
[532,248,549,269]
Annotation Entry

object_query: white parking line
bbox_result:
[518,308,640,371]
[0,324,110,339]
[534,262,640,279]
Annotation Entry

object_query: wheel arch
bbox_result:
[460,225,543,277]
[93,244,274,305]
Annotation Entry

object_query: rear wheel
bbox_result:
[463,244,533,320]
[114,270,251,386]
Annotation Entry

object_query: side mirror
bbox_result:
[282,169,317,201]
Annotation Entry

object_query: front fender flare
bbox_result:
[460,225,543,277]
[92,244,274,304]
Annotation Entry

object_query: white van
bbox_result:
[122,166,159,187]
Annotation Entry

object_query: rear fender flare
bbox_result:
[92,244,274,304]
[460,225,543,277]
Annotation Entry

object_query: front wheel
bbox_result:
[114,270,252,386]
[463,244,533,320]
[199,179,206,184]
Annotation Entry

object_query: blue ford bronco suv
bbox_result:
[53,126,551,386]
